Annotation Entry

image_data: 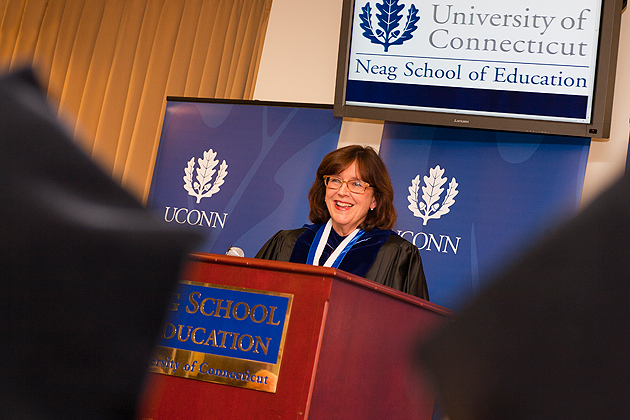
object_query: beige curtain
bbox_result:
[0,0,272,201]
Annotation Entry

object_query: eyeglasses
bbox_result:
[323,175,371,194]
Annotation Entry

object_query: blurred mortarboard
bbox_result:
[418,170,630,420]
[0,68,202,419]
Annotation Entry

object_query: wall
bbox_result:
[254,0,630,207]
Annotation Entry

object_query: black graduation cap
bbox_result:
[0,69,201,419]
[417,169,630,420]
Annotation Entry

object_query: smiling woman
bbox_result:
[256,145,429,300]
[323,162,377,236]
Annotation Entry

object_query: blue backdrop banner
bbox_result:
[379,123,590,310]
[147,99,341,258]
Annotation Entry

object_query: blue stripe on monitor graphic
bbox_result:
[346,79,588,119]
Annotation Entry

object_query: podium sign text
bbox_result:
[149,281,293,393]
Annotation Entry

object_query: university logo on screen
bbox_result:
[398,165,462,255]
[351,0,597,115]
[359,0,419,52]
[162,148,229,229]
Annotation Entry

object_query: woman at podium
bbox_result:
[256,145,428,300]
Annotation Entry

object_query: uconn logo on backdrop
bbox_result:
[163,148,229,229]
[398,165,461,254]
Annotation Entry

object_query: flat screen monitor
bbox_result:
[334,0,624,138]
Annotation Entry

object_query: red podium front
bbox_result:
[138,252,452,420]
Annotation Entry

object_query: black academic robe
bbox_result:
[255,225,429,300]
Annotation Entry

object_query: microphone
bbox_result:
[226,246,245,257]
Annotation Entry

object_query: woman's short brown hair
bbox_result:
[308,145,397,231]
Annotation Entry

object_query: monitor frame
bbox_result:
[333,0,624,138]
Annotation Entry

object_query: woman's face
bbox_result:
[324,160,377,236]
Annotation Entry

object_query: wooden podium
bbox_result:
[138,252,453,420]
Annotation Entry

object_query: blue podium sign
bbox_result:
[149,281,293,393]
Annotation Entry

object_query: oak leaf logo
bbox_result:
[359,0,419,52]
[183,149,228,204]
[407,165,458,225]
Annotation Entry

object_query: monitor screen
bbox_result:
[334,0,623,138]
